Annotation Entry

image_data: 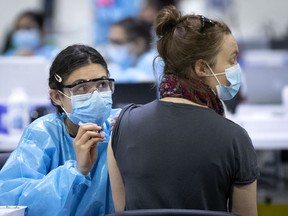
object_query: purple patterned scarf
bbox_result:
[159,74,224,116]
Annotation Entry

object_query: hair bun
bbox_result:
[154,6,181,37]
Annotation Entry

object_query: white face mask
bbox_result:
[205,63,242,101]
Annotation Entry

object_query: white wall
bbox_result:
[179,0,288,41]
[236,0,288,40]
[52,0,94,49]
[0,0,288,51]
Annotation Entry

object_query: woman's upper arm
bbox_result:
[107,138,125,212]
[231,180,258,216]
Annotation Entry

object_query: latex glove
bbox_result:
[73,123,104,175]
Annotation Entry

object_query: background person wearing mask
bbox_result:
[1,10,58,60]
[0,44,118,216]
[108,6,259,216]
[106,17,160,83]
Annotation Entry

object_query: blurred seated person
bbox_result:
[106,17,162,83]
[139,0,179,43]
[94,0,142,45]
[1,10,59,60]
[139,0,179,27]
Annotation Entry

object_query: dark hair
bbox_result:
[49,44,109,112]
[16,10,45,30]
[154,6,231,113]
[145,0,178,12]
[113,17,152,51]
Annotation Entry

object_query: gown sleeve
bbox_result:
[0,116,91,216]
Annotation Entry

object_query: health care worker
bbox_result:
[0,44,118,216]
[2,10,59,60]
[106,17,158,83]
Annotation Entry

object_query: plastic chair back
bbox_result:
[106,209,237,216]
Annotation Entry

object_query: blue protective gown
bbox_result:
[108,48,162,84]
[0,112,116,216]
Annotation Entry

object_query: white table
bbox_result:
[1,104,288,152]
[0,206,27,216]
[228,104,288,150]
[228,104,288,189]
[0,134,21,152]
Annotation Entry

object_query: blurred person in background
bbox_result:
[0,44,118,216]
[139,0,179,44]
[1,10,58,60]
[139,0,179,27]
[94,0,141,45]
[106,17,160,83]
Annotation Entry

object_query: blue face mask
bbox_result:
[206,63,242,101]
[61,91,112,126]
[107,44,135,69]
[12,29,41,50]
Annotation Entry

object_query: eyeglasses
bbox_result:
[62,77,115,96]
[199,15,215,33]
[109,38,128,45]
